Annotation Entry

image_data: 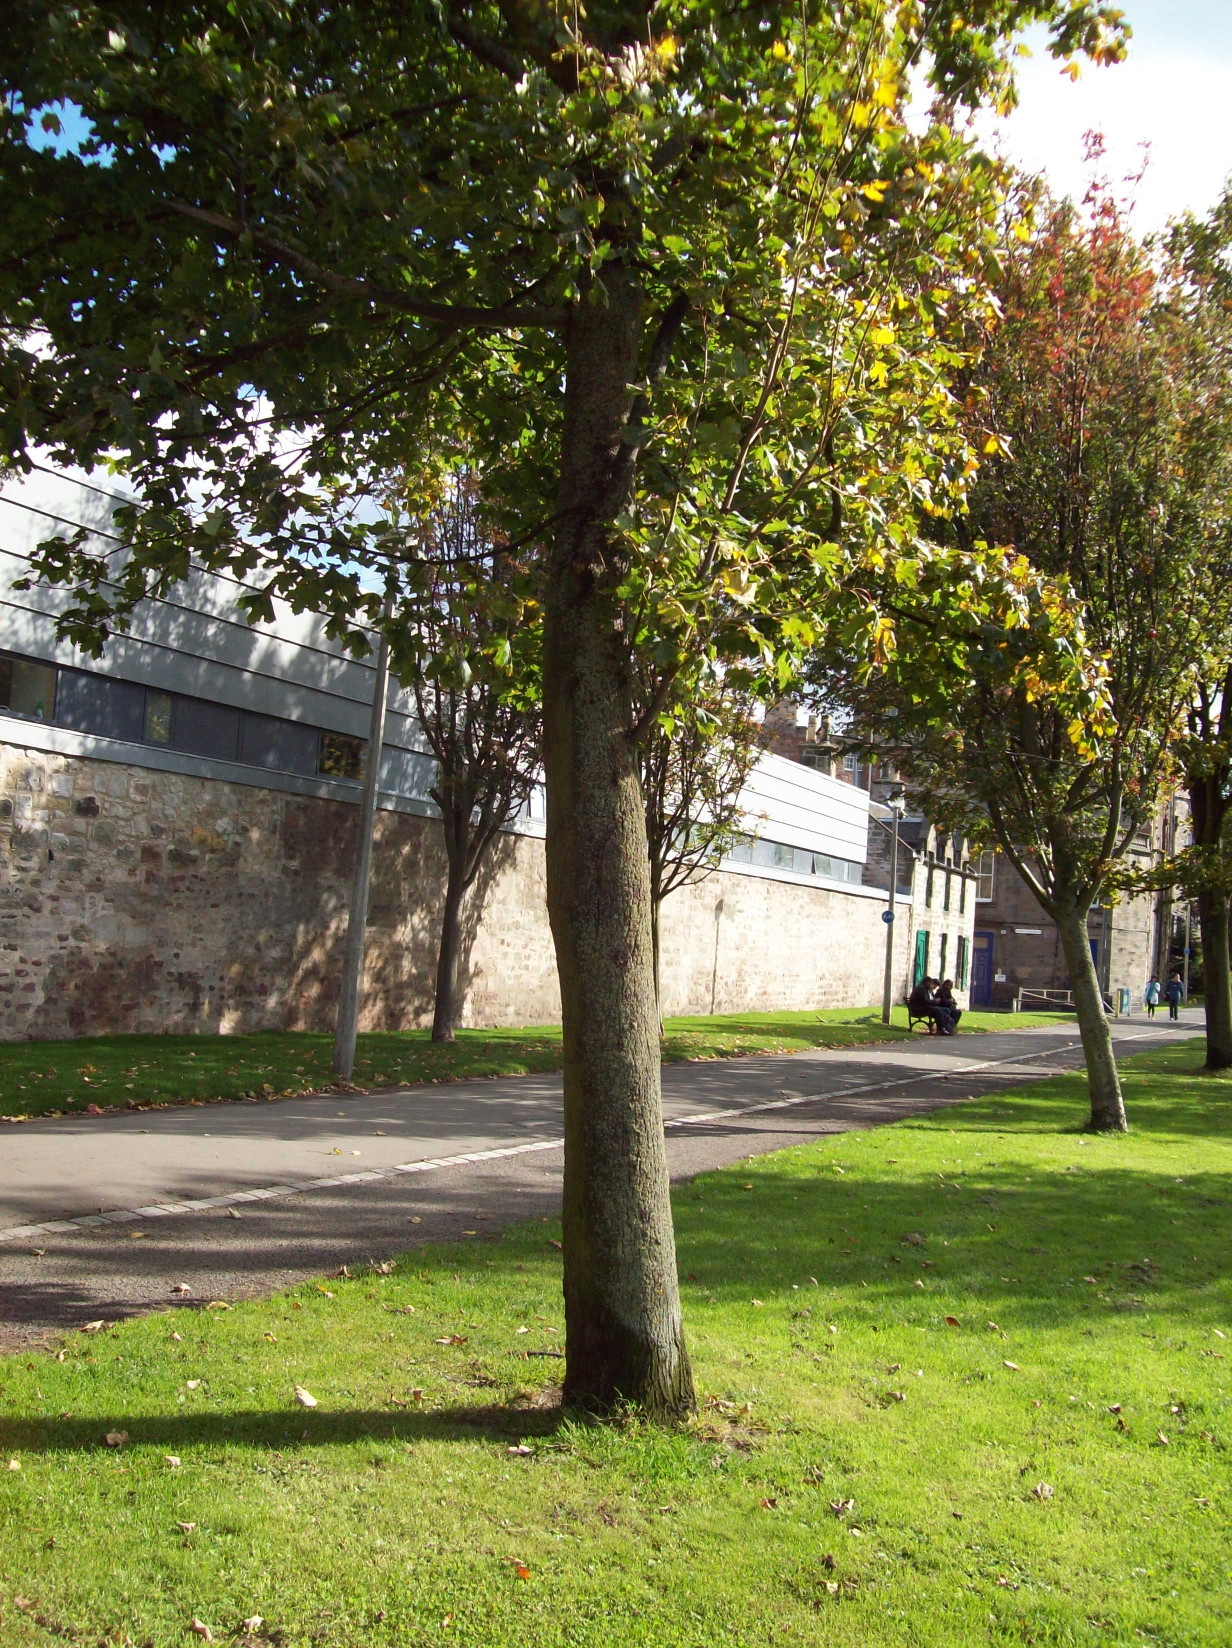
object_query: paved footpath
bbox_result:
[0,1011,1203,1347]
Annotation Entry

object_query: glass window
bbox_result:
[55,669,146,742]
[957,936,970,990]
[976,850,996,902]
[319,730,366,782]
[939,932,949,981]
[239,712,320,776]
[842,753,857,771]
[943,869,952,911]
[144,690,173,745]
[0,654,57,720]
[173,697,240,761]
[793,846,814,875]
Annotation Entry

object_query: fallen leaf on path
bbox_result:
[410,1216,421,1224]
[227,1209,242,1219]
[128,1231,146,1240]
[171,1284,190,1295]
[294,1386,318,1408]
[104,1430,129,1447]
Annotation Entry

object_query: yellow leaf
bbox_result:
[873,78,898,108]
[771,39,790,61]
[983,435,1001,456]
[1061,60,1081,81]
[851,101,873,128]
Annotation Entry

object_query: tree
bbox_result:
[810,180,1217,1130]
[393,482,542,1044]
[638,676,760,1022]
[0,0,1127,1411]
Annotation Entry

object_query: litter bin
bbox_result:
[1116,987,1131,1018]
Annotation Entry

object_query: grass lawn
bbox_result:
[2,1040,1227,1647]
[0,1005,1073,1121]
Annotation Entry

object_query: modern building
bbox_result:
[1,464,924,1042]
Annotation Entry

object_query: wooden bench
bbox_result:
[907,1010,938,1034]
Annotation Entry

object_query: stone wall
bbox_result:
[1,743,900,1042]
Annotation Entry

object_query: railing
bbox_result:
[1014,987,1114,1014]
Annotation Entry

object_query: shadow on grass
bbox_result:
[2,1402,569,1455]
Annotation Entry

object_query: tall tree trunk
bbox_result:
[1055,894,1128,1132]
[543,269,694,1418]
[1197,888,1232,1070]
[431,854,468,1044]
[651,897,664,1037]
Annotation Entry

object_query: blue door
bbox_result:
[971,930,994,1008]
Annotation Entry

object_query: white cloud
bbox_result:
[981,18,1232,232]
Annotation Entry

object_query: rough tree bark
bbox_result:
[1188,763,1232,1071]
[543,269,694,1417]
[431,849,469,1044]
[1054,891,1127,1132]
[1196,887,1232,1071]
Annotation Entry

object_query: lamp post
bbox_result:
[881,788,907,1025]
[333,603,393,1080]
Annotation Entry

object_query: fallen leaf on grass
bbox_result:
[205,1301,232,1311]
[409,1388,424,1401]
[169,1331,182,1343]
[751,1299,764,1307]
[546,1238,563,1251]
[1107,1403,1122,1414]
[185,1380,201,1390]
[435,1334,468,1346]
[512,1563,531,1579]
[508,1444,533,1456]
[829,1498,855,1517]
[330,1267,350,1280]
[127,1231,146,1240]
[1030,1482,1054,1501]
[1003,1361,1020,1372]
[7,1458,21,1471]
[1155,1431,1169,1446]
[81,1320,107,1333]
[240,1615,264,1633]
[165,1456,181,1469]
[759,1496,778,1509]
[227,1208,242,1220]
[104,1430,129,1448]
[294,1386,318,1408]
[189,1620,212,1641]
[944,1316,961,1327]
[316,1287,334,1299]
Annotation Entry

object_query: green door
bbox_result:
[913,929,929,986]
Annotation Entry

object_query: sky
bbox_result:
[983,0,1232,231]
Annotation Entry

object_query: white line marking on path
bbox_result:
[0,1029,1170,1246]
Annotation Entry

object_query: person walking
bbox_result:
[1164,973,1184,1021]
[1144,978,1161,1019]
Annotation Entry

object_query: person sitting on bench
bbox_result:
[935,978,963,1035]
[908,976,949,1034]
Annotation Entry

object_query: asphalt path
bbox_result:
[0,1010,1203,1348]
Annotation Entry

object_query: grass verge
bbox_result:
[1,1040,1227,1647]
[0,1006,1073,1121]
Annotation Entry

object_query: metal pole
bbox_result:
[880,808,900,1025]
[333,615,393,1080]
[1183,900,1192,1003]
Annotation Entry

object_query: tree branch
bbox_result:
[163,202,566,329]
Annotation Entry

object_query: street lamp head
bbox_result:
[888,787,907,816]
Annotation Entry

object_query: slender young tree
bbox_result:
[1,0,1126,1411]
[810,180,1219,1130]
[638,678,760,1022]
[394,484,542,1044]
